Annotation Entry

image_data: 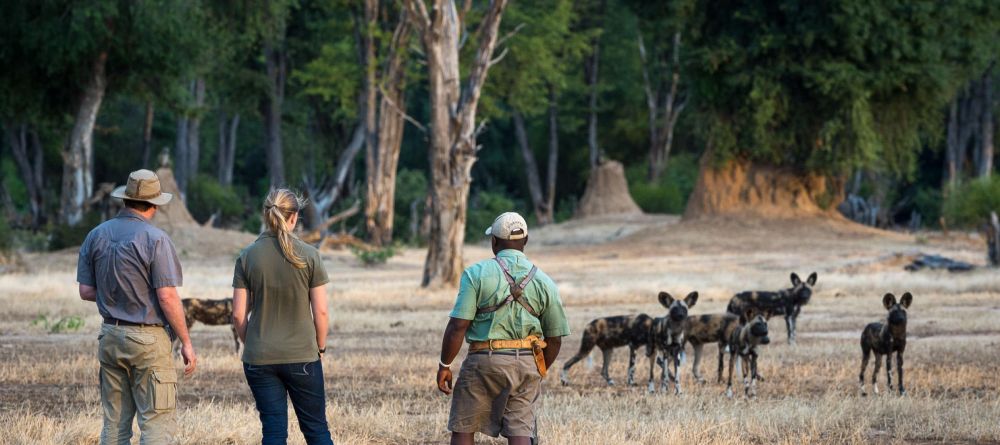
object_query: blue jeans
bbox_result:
[243,360,334,445]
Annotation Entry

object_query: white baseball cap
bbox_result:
[485,212,528,240]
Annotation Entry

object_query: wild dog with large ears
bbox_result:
[725,307,771,398]
[647,291,698,394]
[727,272,817,344]
[860,292,913,396]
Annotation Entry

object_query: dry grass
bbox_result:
[1,215,999,444]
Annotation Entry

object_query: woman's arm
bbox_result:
[232,288,249,343]
[309,285,329,354]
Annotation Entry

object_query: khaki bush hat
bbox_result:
[110,169,173,206]
[485,212,528,240]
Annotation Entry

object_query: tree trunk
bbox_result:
[946,98,959,188]
[263,39,287,188]
[61,51,107,226]
[407,0,509,287]
[545,87,559,221]
[307,122,365,231]
[141,101,154,168]
[585,37,601,169]
[683,150,843,220]
[174,115,189,196]
[216,113,240,187]
[638,32,660,180]
[186,78,206,186]
[6,123,45,228]
[978,65,994,178]
[643,31,685,183]
[513,111,551,225]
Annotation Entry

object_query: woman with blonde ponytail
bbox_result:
[232,189,333,445]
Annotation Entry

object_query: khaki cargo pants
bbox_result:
[448,351,542,439]
[97,324,178,444]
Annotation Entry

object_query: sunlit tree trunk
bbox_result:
[61,51,107,226]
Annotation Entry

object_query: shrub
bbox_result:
[187,174,245,225]
[943,176,1000,227]
[48,212,103,250]
[626,153,699,214]
[32,314,85,334]
[393,169,428,244]
[0,217,13,253]
[466,190,516,241]
[350,244,397,266]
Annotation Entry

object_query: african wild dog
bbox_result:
[647,291,698,394]
[173,298,240,353]
[725,308,771,398]
[685,313,740,384]
[859,292,912,396]
[727,272,817,344]
[560,314,654,386]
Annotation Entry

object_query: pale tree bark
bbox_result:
[545,87,559,220]
[640,30,686,182]
[305,122,365,231]
[362,1,412,247]
[174,113,189,195]
[6,123,45,228]
[61,51,107,226]
[978,64,994,178]
[946,64,996,185]
[141,101,154,168]
[186,78,206,186]
[262,36,287,188]
[406,0,509,288]
[585,37,601,169]
[217,111,240,187]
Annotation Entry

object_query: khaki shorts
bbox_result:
[448,351,542,438]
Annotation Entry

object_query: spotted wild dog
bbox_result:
[859,292,912,396]
[685,313,740,384]
[560,314,654,386]
[647,291,698,394]
[727,272,817,344]
[173,298,240,353]
[725,308,771,398]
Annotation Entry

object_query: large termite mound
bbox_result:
[151,167,196,229]
[575,160,642,219]
[683,154,843,220]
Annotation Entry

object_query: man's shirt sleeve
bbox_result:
[150,238,183,288]
[76,232,95,286]
[540,279,570,337]
[448,267,480,320]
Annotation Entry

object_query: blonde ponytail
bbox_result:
[263,188,307,269]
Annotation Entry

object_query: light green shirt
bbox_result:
[449,249,570,343]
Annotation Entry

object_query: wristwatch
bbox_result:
[319,347,326,354]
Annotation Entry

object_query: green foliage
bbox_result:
[48,212,102,250]
[626,153,699,214]
[0,218,13,253]
[242,213,263,235]
[350,244,397,267]
[32,314,85,334]
[466,191,517,242]
[393,169,428,244]
[943,176,1000,227]
[686,0,1000,177]
[912,187,943,228]
[187,174,245,225]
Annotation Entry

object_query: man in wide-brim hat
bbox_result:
[78,169,197,444]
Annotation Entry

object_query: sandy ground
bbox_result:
[1,215,998,444]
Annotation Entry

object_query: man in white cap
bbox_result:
[77,169,197,444]
[436,212,570,445]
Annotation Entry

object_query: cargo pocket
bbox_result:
[150,368,177,412]
[126,332,156,345]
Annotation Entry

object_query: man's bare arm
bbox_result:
[436,317,471,395]
[79,284,97,302]
[542,336,563,369]
[232,288,249,343]
[156,286,197,376]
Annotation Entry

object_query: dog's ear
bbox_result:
[791,273,802,287]
[658,292,674,309]
[807,272,818,286]
[900,292,913,309]
[684,291,699,309]
[882,293,897,310]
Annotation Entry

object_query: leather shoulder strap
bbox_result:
[476,258,540,317]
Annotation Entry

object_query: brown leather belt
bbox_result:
[103,317,164,328]
[469,335,548,377]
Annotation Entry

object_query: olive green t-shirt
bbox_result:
[449,249,570,343]
[233,233,330,365]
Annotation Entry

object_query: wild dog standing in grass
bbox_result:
[685,313,739,384]
[172,298,240,354]
[647,291,698,394]
[727,272,817,344]
[859,292,912,396]
[725,308,771,398]
[560,314,653,386]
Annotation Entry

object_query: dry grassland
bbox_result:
[1,215,998,444]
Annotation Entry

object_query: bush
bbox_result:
[626,153,699,214]
[350,244,397,266]
[187,174,245,225]
[912,187,943,227]
[943,176,1000,227]
[466,190,516,241]
[32,314,85,333]
[0,218,13,253]
[48,212,103,250]
[393,169,428,244]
